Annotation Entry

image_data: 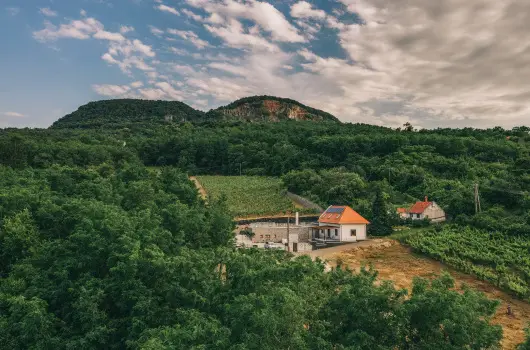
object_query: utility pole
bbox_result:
[286,211,290,252]
[474,183,482,214]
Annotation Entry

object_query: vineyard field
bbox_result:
[404,226,530,300]
[196,176,317,218]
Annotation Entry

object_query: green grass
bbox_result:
[196,176,303,218]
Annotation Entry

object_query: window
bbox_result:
[260,235,263,239]
[335,229,338,236]
[327,229,331,237]
[417,214,421,219]
[265,235,270,239]
[350,229,357,237]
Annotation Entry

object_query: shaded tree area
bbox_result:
[0,101,529,348]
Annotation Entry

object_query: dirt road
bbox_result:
[190,176,207,201]
[307,240,530,350]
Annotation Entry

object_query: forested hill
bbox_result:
[206,96,340,122]
[51,96,339,129]
[51,99,206,129]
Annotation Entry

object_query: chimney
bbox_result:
[295,212,299,226]
[425,196,428,202]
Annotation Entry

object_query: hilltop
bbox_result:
[205,96,340,122]
[50,96,340,129]
[51,99,205,129]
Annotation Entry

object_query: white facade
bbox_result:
[316,223,367,242]
[340,224,367,242]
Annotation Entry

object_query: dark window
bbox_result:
[335,229,338,236]
[350,229,357,237]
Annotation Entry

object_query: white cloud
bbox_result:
[172,64,196,75]
[39,8,58,17]
[182,9,203,21]
[2,111,25,118]
[130,81,144,88]
[155,81,185,99]
[6,7,19,16]
[80,9,87,17]
[290,1,326,19]
[139,88,166,100]
[170,47,188,55]
[156,4,180,16]
[92,84,131,96]
[94,30,126,42]
[33,18,104,41]
[168,29,210,49]
[149,25,164,36]
[120,25,134,34]
[102,53,119,64]
[186,0,305,43]
[205,19,278,52]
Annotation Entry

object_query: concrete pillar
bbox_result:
[295,212,299,226]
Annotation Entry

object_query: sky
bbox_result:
[1,0,529,129]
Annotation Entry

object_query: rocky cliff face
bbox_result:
[207,96,340,122]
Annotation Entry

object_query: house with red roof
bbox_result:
[312,205,370,243]
[407,197,446,222]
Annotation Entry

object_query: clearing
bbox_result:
[310,240,530,350]
[194,176,319,218]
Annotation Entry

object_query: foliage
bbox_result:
[404,225,530,300]
[197,175,315,217]
[52,99,206,129]
[0,97,529,348]
[369,188,395,236]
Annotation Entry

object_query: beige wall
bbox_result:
[423,202,446,222]
[248,226,311,243]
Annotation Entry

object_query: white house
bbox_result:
[408,197,446,223]
[312,205,370,243]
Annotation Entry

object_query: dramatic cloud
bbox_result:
[156,4,180,16]
[31,0,530,128]
[186,0,305,43]
[2,112,25,118]
[290,1,326,19]
[39,8,58,17]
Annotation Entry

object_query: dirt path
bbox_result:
[311,240,530,350]
[189,176,207,201]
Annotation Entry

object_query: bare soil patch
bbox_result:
[317,240,530,350]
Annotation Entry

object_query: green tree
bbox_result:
[369,188,394,236]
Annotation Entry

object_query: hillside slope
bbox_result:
[51,99,205,129]
[51,96,340,129]
[206,96,340,122]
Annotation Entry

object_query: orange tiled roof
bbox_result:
[409,201,432,214]
[397,208,408,214]
[318,206,370,225]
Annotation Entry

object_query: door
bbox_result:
[293,243,298,252]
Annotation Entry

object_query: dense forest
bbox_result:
[1,97,530,348]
